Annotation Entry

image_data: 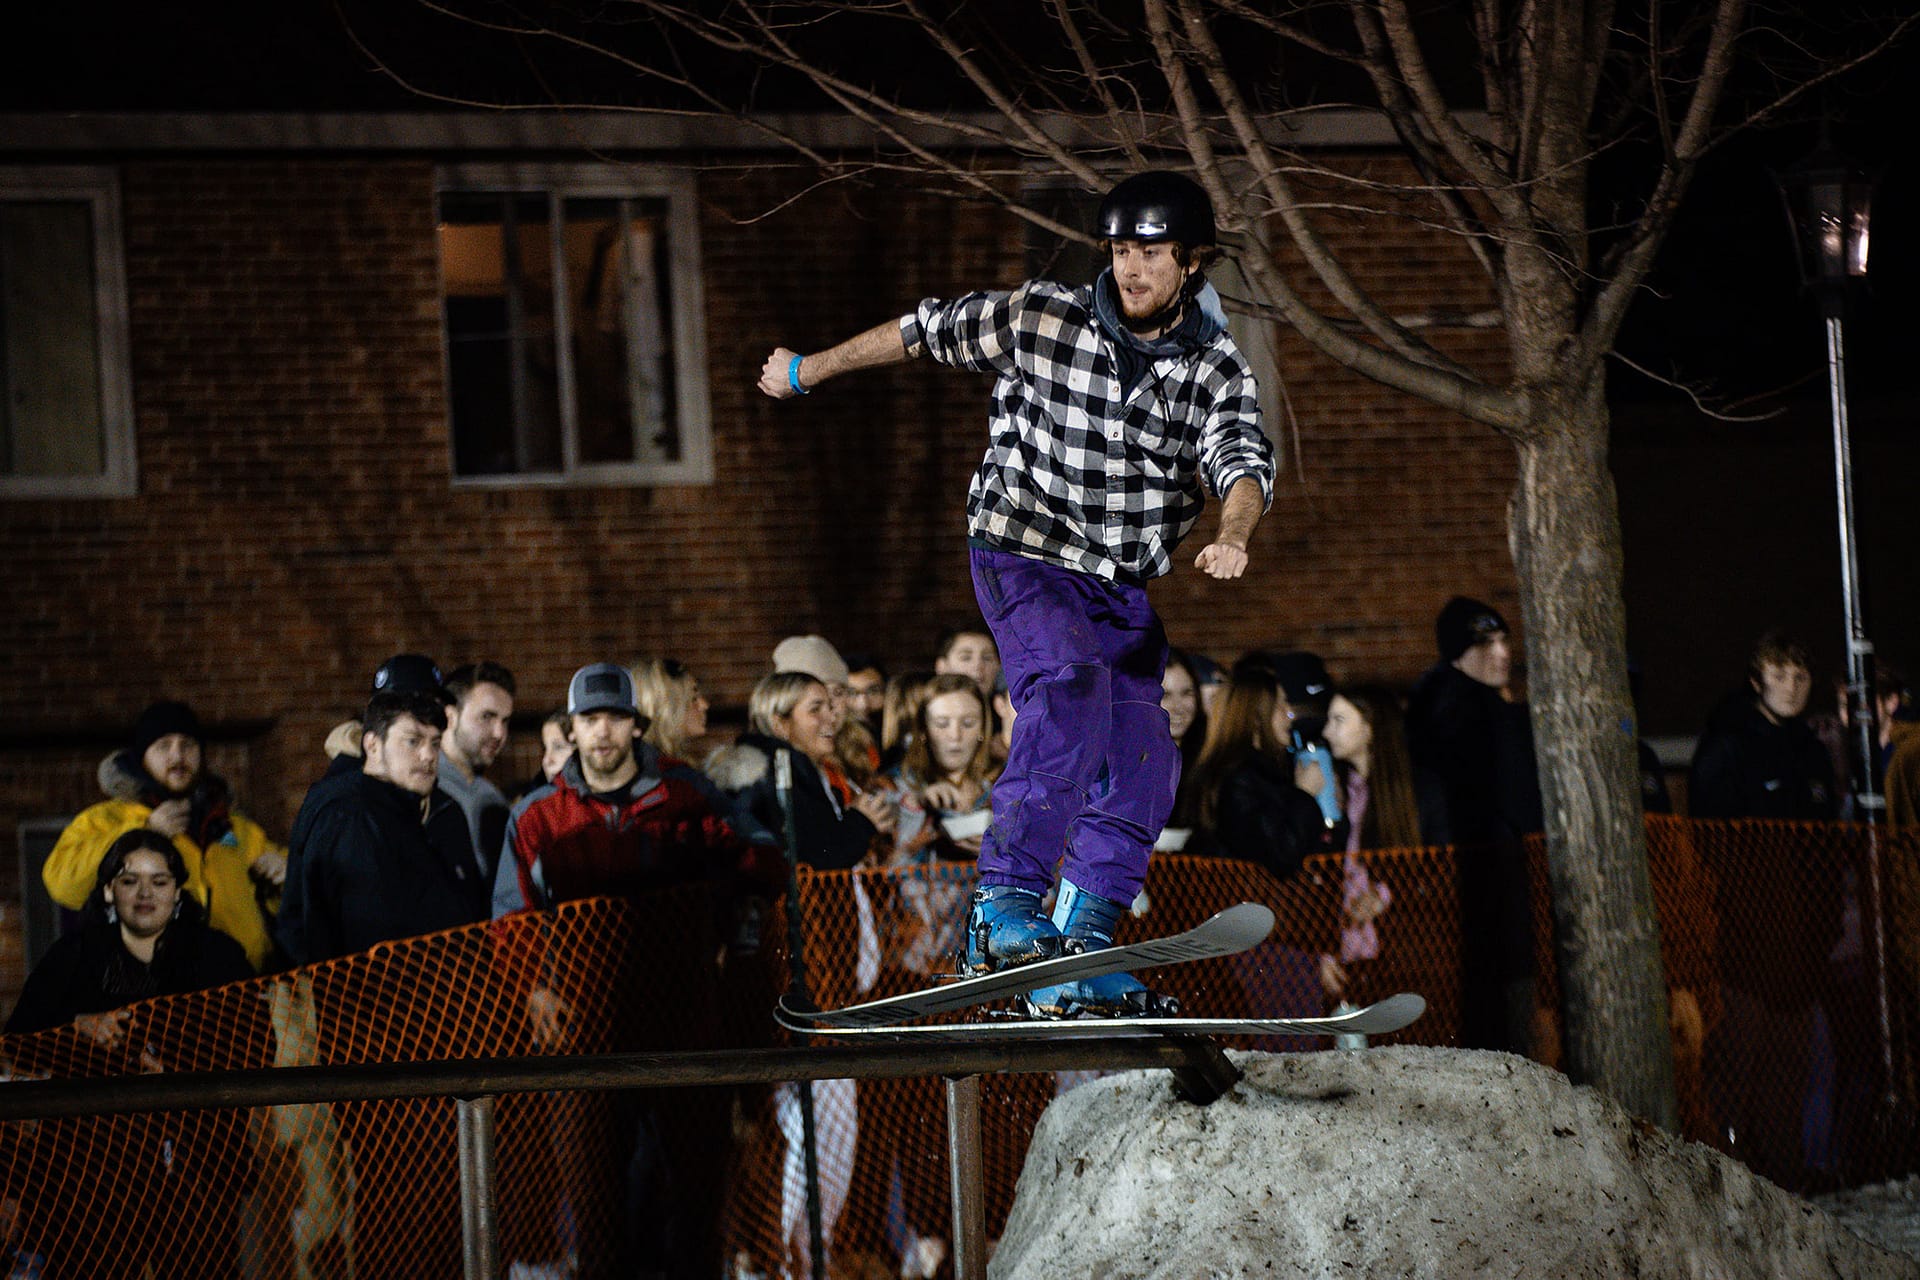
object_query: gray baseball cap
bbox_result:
[567,663,638,717]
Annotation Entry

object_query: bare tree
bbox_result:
[357,0,1913,1124]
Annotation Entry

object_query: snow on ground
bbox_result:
[1816,1177,1920,1265]
[992,1046,1918,1279]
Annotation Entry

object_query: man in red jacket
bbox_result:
[495,661,774,1033]
[493,662,776,1279]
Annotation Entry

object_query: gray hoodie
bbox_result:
[437,751,510,883]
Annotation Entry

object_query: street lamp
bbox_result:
[1774,136,1880,821]
[1775,134,1906,1174]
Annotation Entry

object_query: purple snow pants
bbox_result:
[969,546,1180,906]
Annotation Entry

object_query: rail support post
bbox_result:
[457,1094,500,1280]
[1168,1036,1241,1105]
[945,1073,986,1280]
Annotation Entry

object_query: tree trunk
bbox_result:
[1509,381,1679,1130]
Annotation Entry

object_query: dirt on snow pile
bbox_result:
[993,1046,1916,1280]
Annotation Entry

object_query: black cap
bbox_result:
[1436,597,1508,663]
[1097,171,1216,247]
[372,653,446,698]
[1268,652,1332,706]
[130,700,202,756]
[1186,651,1226,688]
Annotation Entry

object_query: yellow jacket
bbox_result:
[44,796,284,971]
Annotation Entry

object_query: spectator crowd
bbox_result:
[8,597,1916,1277]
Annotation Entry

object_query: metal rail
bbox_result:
[0,1038,1231,1122]
[0,1035,1240,1280]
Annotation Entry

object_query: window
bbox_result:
[0,168,135,498]
[437,165,713,486]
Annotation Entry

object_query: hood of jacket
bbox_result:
[1703,687,1803,741]
[549,739,667,805]
[704,732,831,797]
[346,768,439,825]
[1092,269,1228,396]
[97,749,236,848]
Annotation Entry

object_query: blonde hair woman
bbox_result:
[632,658,710,761]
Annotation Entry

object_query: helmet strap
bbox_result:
[1124,262,1200,338]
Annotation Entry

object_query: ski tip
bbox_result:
[774,995,823,1024]
[1207,901,1276,941]
[1364,992,1427,1033]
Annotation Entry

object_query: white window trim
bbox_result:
[436,162,714,488]
[0,166,137,498]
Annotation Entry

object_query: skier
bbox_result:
[758,171,1275,1016]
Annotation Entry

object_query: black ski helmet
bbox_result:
[1096,171,1216,247]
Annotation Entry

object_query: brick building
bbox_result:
[0,111,1516,1011]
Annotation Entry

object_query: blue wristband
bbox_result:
[788,354,809,395]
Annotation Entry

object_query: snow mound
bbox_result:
[993,1046,1916,1280]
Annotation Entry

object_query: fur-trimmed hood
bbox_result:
[97,749,146,802]
[704,739,774,794]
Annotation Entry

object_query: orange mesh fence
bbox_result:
[0,888,782,1280]
[737,823,1920,1274]
[1525,816,1920,1191]
[2,820,1915,1280]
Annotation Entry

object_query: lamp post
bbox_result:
[1775,135,1907,1172]
[1774,136,1880,821]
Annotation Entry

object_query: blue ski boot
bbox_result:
[1024,879,1181,1018]
[963,883,1065,974]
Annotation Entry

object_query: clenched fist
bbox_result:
[759,348,805,399]
[1194,541,1249,579]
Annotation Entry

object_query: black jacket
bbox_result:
[287,751,364,864]
[1690,691,1843,1004]
[706,734,877,871]
[6,919,253,1036]
[276,771,488,966]
[1190,753,1334,882]
[1406,662,1542,845]
[1690,691,1839,822]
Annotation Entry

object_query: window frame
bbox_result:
[0,166,137,499]
[436,163,714,488]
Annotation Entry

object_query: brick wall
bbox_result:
[0,154,1515,1014]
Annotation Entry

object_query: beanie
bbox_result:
[1436,596,1508,663]
[130,700,203,756]
[772,635,851,686]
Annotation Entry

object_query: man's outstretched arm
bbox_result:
[1193,477,1265,580]
[758,319,911,400]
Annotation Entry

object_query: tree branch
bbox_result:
[1343,0,1505,283]
[895,0,1105,189]
[1170,0,1476,377]
[1370,0,1526,225]
[1581,0,1746,366]
[1143,0,1519,430]
[1606,349,1785,422]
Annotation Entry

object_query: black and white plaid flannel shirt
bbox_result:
[901,279,1274,583]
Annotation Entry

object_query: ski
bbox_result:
[777,902,1275,1029]
[774,992,1427,1041]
